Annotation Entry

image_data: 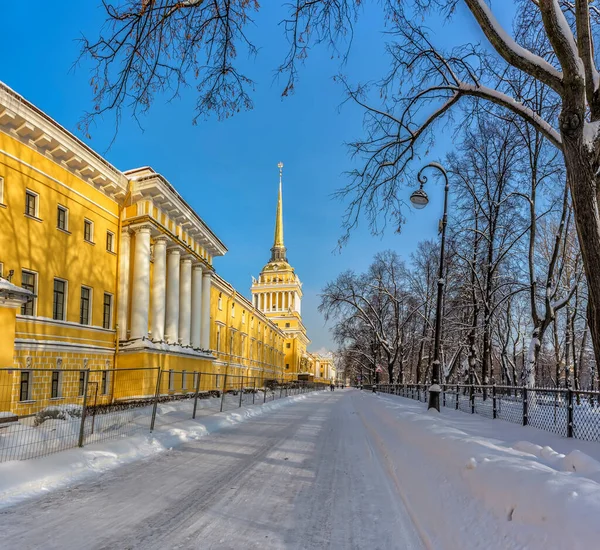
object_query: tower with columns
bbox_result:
[251,163,311,380]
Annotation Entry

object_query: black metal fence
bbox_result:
[0,367,324,463]
[372,383,600,442]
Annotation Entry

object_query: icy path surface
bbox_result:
[0,390,424,550]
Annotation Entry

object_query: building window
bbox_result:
[192,372,199,390]
[216,325,221,351]
[106,231,114,252]
[84,219,94,243]
[51,371,60,398]
[218,293,222,310]
[168,370,174,391]
[242,311,245,323]
[53,279,66,321]
[102,293,112,329]
[285,323,290,328]
[182,370,187,390]
[21,270,36,316]
[80,286,91,325]
[79,371,86,396]
[19,371,31,401]
[286,343,291,349]
[0,176,4,204]
[25,190,38,217]
[215,374,221,389]
[231,303,235,317]
[286,364,290,370]
[57,205,68,231]
[101,370,109,394]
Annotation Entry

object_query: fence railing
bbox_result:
[371,383,600,442]
[0,367,325,463]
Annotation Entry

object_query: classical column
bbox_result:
[117,229,131,340]
[200,271,212,349]
[130,225,151,340]
[179,258,192,345]
[150,236,168,340]
[165,247,181,342]
[271,292,275,311]
[191,265,203,347]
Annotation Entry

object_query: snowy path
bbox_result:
[0,390,424,550]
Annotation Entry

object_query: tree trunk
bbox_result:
[562,138,600,374]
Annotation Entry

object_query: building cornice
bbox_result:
[125,167,227,257]
[0,82,128,202]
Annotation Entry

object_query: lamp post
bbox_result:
[410,162,449,412]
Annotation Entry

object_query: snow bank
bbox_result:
[0,392,319,509]
[377,395,600,549]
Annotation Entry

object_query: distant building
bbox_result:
[251,163,333,384]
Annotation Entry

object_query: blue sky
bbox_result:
[0,2,503,350]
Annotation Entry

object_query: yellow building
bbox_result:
[0,82,286,416]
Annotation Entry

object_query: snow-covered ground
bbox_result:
[0,391,320,509]
[373,391,600,549]
[1,389,598,549]
[0,389,288,462]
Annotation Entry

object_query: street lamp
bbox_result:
[411,162,449,412]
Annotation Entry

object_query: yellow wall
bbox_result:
[0,307,17,367]
[0,132,119,351]
[211,280,285,384]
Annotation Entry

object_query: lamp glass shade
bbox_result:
[410,189,429,209]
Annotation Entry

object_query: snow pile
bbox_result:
[0,393,278,462]
[0,391,322,509]
[377,394,600,549]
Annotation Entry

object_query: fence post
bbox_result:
[220,373,228,412]
[492,383,497,419]
[470,384,475,414]
[442,384,446,407]
[522,387,528,426]
[456,384,459,410]
[239,375,244,408]
[263,382,267,404]
[253,377,256,404]
[78,369,91,447]
[567,388,574,438]
[192,372,202,419]
[150,368,162,432]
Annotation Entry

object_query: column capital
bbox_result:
[192,263,204,272]
[180,257,193,265]
[121,228,132,239]
[130,223,153,235]
[202,270,213,279]
[154,235,169,245]
[167,246,182,256]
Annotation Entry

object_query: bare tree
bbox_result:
[332,1,600,369]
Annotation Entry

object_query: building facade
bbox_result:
[0,83,289,416]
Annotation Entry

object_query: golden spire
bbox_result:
[274,162,285,248]
[270,162,287,262]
